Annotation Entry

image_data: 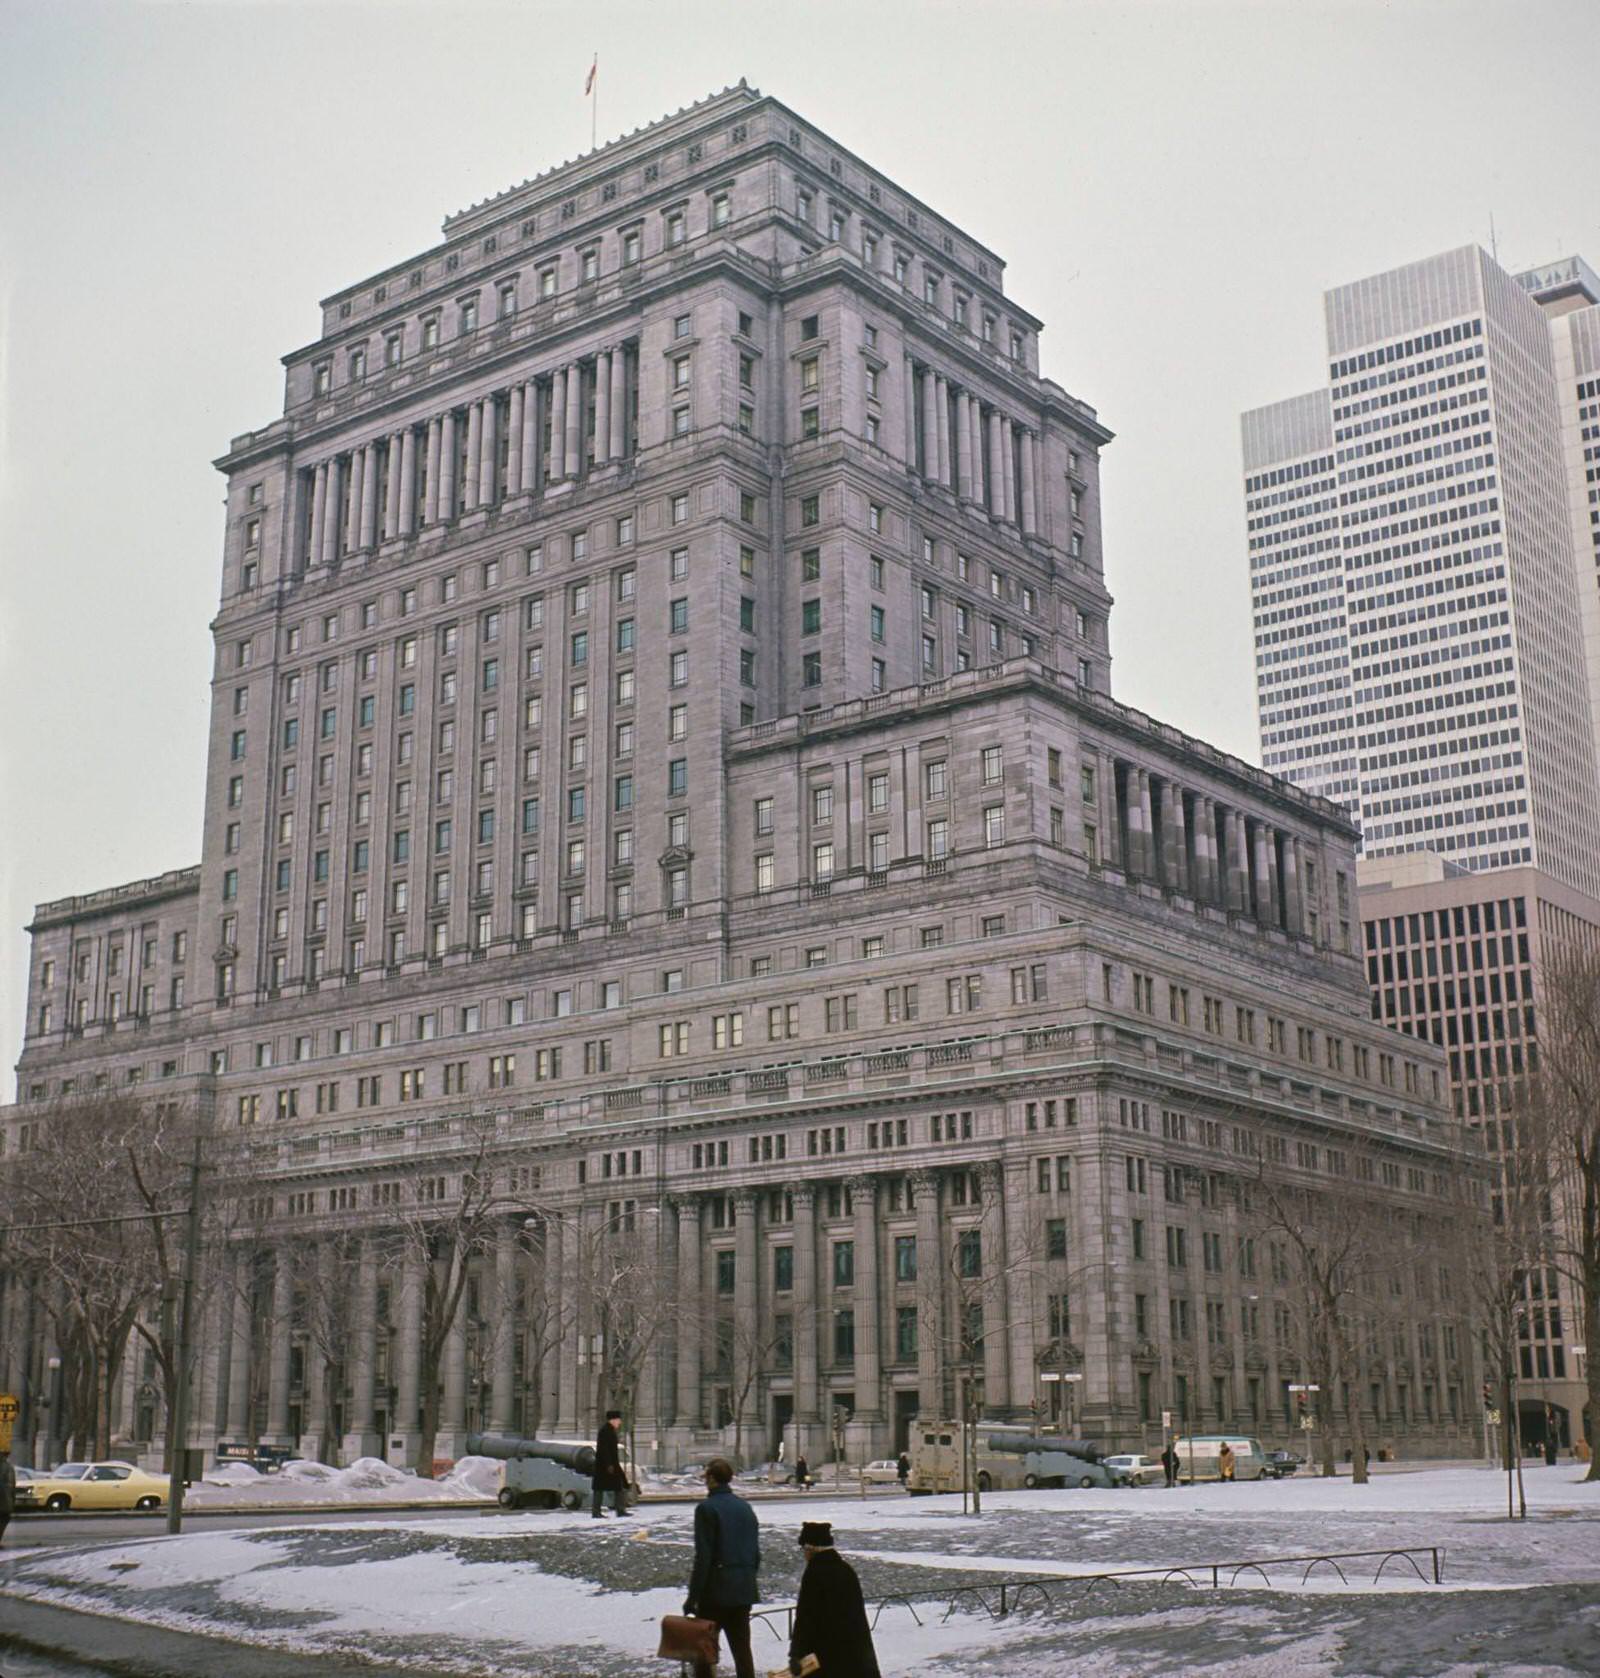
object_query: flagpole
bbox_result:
[592,52,598,150]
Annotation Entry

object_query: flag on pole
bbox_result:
[585,57,597,96]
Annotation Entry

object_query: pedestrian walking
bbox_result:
[1219,1442,1235,1483]
[684,1459,760,1678]
[1161,1443,1178,1487]
[0,1451,15,1548]
[591,1408,630,1518]
[1544,1434,1559,1467]
[896,1451,910,1489]
[793,1452,809,1490]
[788,1521,881,1678]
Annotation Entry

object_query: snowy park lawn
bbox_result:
[3,1465,1598,1675]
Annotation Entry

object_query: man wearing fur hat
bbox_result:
[788,1521,881,1678]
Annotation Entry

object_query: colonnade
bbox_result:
[301,344,634,572]
[903,359,1043,536]
[1093,751,1319,938]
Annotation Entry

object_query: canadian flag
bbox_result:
[584,57,597,96]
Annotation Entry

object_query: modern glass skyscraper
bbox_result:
[1243,246,1600,899]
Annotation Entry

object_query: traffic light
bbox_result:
[1483,1381,1493,1409]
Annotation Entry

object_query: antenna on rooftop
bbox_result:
[1489,211,1499,265]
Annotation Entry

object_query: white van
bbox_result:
[1169,1435,1268,1481]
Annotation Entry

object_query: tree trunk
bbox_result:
[1343,1332,1369,1485]
[1585,1271,1600,1481]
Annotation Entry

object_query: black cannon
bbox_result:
[467,1432,598,1509]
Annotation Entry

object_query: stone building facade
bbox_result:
[2,84,1479,1469]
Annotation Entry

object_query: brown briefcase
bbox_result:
[658,1614,721,1665]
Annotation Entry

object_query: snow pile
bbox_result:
[200,1462,262,1486]
[440,1455,502,1496]
[277,1459,338,1484]
[332,1456,411,1492]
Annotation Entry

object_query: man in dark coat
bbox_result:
[685,1458,760,1678]
[0,1451,15,1548]
[591,1409,629,1518]
[789,1521,881,1678]
[896,1451,910,1488]
[1161,1443,1178,1487]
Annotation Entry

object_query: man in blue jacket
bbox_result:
[684,1458,760,1678]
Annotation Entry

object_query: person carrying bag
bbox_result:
[662,1458,760,1678]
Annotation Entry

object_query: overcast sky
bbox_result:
[2,0,1596,1097]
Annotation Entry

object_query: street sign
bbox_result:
[1040,1371,1061,1382]
[0,1392,17,1451]
[1487,1409,1502,1425]
[1299,1416,1316,1430]
[1162,1410,1173,1428]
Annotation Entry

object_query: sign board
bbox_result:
[0,1391,17,1452]
[1040,1372,1061,1383]
[1486,1409,1502,1425]
[1299,1416,1316,1430]
[1162,1410,1173,1429]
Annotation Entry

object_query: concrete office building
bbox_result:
[1361,851,1599,1453]
[3,85,1477,1471]
[1242,245,1600,897]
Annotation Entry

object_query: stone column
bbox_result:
[564,363,583,477]
[734,1191,759,1450]
[343,1240,379,1462]
[439,1296,468,1459]
[225,1254,253,1437]
[479,395,499,507]
[1001,418,1016,523]
[1253,822,1275,924]
[1167,783,1190,895]
[264,1252,293,1444]
[382,433,402,540]
[1127,768,1151,879]
[538,1215,562,1432]
[608,347,627,460]
[1002,1158,1037,1412]
[593,351,612,466]
[423,419,442,525]
[790,1185,819,1431]
[913,1171,941,1418]
[398,429,417,536]
[850,1176,882,1424]
[557,1207,584,1434]
[438,410,457,520]
[987,410,1005,516]
[394,1250,422,1464]
[1225,809,1250,913]
[1099,753,1123,870]
[978,1164,1010,1415]
[955,391,974,500]
[1265,828,1282,928]
[1020,428,1038,536]
[300,1261,329,1461]
[549,369,568,481]
[463,401,482,513]
[675,1196,703,1427]
[344,447,364,552]
[1282,836,1304,936]
[505,387,525,498]
[920,368,939,482]
[970,401,986,506]
[490,1225,517,1432]
[359,441,380,548]
[903,354,917,465]
[934,375,951,486]
[321,456,343,566]
[524,380,543,491]
[308,462,328,569]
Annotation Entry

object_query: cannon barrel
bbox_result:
[985,1435,1101,1461]
[467,1432,597,1475]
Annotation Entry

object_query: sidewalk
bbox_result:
[0,1596,419,1678]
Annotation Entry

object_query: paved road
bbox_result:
[4,1483,900,1552]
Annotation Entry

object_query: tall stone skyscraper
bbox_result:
[1242,246,1600,898]
[5,87,1474,1472]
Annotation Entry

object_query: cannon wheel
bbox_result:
[561,1490,584,1511]
[498,1487,520,1509]
[976,1472,992,1493]
[1077,1475,1095,1489]
[1023,1473,1039,1490]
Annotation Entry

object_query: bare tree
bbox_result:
[1518,942,1600,1481]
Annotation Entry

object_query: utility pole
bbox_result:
[165,1134,204,1534]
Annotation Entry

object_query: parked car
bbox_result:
[1263,1449,1304,1478]
[1102,1452,1166,1486]
[15,1461,168,1513]
[860,1459,903,1485]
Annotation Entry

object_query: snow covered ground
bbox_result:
[187,1454,504,1506]
[3,1465,1598,1675]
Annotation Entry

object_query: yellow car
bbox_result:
[17,1460,168,1512]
